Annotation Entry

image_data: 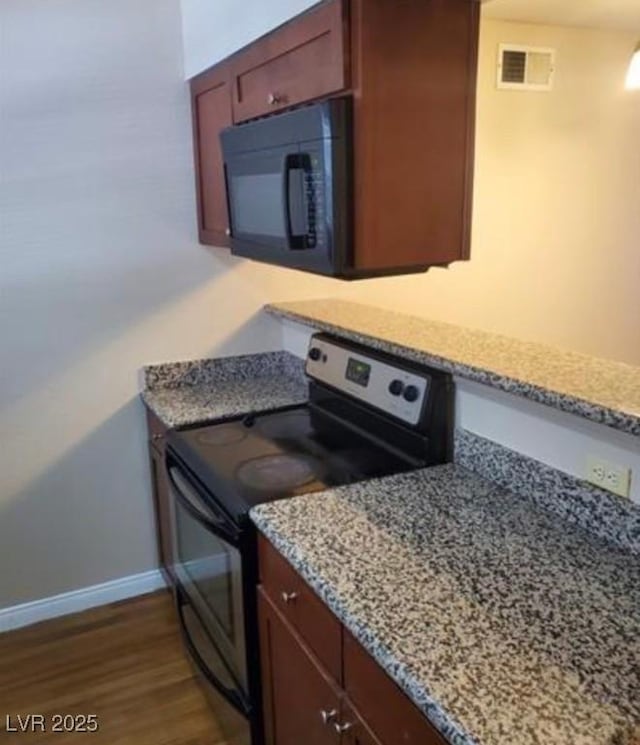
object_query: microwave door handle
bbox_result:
[282,153,307,250]
[168,466,239,543]
[223,162,233,238]
[282,153,294,248]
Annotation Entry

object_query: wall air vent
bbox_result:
[497,44,555,91]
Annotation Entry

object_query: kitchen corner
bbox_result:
[3,1,640,745]
[139,298,640,745]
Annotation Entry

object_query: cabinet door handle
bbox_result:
[334,722,354,734]
[320,709,337,725]
[267,92,281,105]
[152,433,163,441]
[281,591,298,603]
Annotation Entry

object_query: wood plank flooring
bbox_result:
[0,591,227,744]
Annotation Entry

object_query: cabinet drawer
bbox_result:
[146,407,167,454]
[344,631,447,745]
[258,534,342,683]
[231,0,348,123]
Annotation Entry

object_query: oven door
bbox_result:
[175,585,251,745]
[167,459,248,693]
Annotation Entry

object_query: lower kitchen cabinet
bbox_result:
[343,630,446,745]
[258,588,341,745]
[145,407,175,585]
[339,703,383,745]
[257,535,446,745]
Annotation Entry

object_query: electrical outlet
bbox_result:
[585,456,632,499]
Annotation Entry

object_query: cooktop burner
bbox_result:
[236,453,320,491]
[167,404,419,523]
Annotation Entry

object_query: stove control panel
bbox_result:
[305,336,430,425]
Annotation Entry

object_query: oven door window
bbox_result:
[226,145,314,251]
[169,466,247,691]
[175,505,235,636]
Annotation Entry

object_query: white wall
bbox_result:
[0,0,309,610]
[281,321,640,505]
[181,0,317,79]
[181,4,640,366]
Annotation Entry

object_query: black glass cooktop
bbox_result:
[167,405,418,524]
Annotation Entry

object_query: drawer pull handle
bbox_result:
[320,709,337,725]
[152,433,163,441]
[281,591,298,603]
[334,722,354,734]
[267,92,282,105]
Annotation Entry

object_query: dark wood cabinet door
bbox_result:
[339,701,383,745]
[351,0,479,272]
[190,62,232,246]
[258,587,341,745]
[146,407,167,452]
[147,443,174,585]
[230,0,348,123]
[343,631,447,745]
[259,535,342,683]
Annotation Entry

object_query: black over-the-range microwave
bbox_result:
[220,97,352,277]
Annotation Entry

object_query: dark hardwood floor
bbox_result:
[0,591,227,744]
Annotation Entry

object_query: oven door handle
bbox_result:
[168,465,240,545]
[175,586,251,715]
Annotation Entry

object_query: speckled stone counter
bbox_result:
[251,465,640,745]
[265,299,640,437]
[141,351,307,427]
[455,430,640,555]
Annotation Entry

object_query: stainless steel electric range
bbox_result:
[165,334,454,745]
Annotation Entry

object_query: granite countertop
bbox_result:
[265,299,640,437]
[141,351,308,427]
[251,465,640,745]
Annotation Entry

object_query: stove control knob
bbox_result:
[308,347,322,361]
[388,379,404,396]
[403,385,420,403]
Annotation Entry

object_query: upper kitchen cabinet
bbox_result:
[230,0,349,123]
[189,0,480,276]
[190,61,233,246]
[351,0,479,272]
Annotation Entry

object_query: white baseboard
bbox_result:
[0,569,167,633]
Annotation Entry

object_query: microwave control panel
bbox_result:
[305,335,430,426]
[303,147,326,251]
